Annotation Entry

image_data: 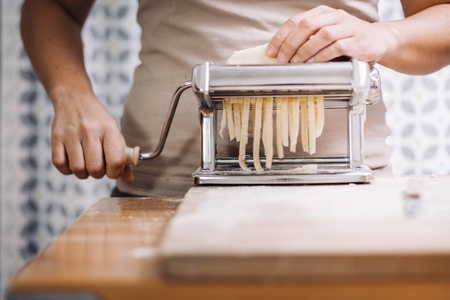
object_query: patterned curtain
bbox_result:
[0,0,141,298]
[378,1,450,175]
[1,0,449,299]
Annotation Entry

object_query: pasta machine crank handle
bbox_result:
[125,81,193,166]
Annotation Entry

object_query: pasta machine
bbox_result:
[125,59,381,185]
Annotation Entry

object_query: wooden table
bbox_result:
[7,178,450,300]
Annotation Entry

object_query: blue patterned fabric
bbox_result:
[0,1,141,298]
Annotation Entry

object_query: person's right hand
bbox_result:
[265,5,397,66]
[51,90,133,183]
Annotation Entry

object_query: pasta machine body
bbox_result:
[128,59,381,185]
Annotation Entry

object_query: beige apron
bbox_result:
[117,0,389,197]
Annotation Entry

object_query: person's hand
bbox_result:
[51,90,134,183]
[266,5,397,65]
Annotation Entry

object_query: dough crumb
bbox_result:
[289,164,318,173]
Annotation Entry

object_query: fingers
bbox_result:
[51,115,129,180]
[52,132,128,180]
[103,129,126,180]
[279,9,352,63]
[83,137,106,179]
[266,18,299,58]
[306,37,355,63]
[53,134,129,181]
[52,140,72,175]
[52,127,89,179]
[121,166,134,184]
[267,6,367,64]
[291,24,354,63]
[66,139,89,179]
[266,5,335,59]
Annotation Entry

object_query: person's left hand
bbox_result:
[266,5,397,65]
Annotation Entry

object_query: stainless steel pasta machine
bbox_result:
[125,59,381,185]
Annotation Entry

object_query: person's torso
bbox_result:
[118,0,387,196]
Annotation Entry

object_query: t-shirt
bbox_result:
[117,0,390,197]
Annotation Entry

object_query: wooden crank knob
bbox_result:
[125,146,141,167]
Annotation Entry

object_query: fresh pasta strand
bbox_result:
[233,99,242,142]
[315,96,325,138]
[289,97,300,153]
[281,98,289,147]
[223,43,330,172]
[219,99,227,139]
[262,97,274,169]
[222,94,324,170]
[275,97,284,159]
[239,98,251,172]
[307,96,316,154]
[252,97,264,172]
[251,97,257,136]
[300,97,309,153]
[262,99,268,157]
[225,99,235,141]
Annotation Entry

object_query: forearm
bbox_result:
[378,4,450,75]
[21,0,133,182]
[20,0,95,107]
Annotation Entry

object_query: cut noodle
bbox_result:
[225,100,235,141]
[238,98,251,172]
[262,97,274,169]
[288,97,300,153]
[275,98,284,159]
[307,96,316,154]
[281,98,289,147]
[221,95,324,171]
[233,99,242,142]
[252,98,264,172]
[315,96,325,138]
[222,43,325,171]
[300,97,309,153]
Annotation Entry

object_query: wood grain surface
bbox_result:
[159,176,450,279]
[8,197,181,299]
[7,178,450,300]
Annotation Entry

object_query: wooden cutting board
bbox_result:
[158,176,450,279]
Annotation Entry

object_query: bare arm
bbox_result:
[266,1,450,75]
[383,0,450,74]
[21,0,133,182]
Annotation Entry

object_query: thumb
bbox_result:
[121,165,134,183]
